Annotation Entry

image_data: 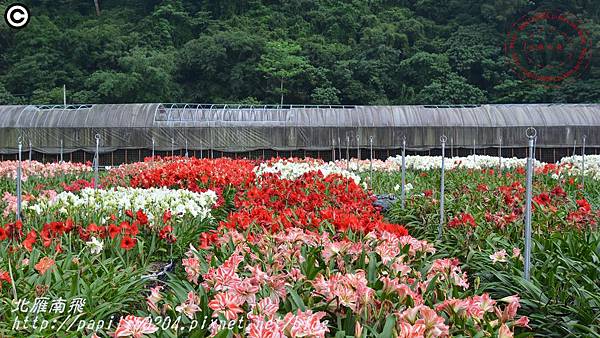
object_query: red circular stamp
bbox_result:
[505,9,592,85]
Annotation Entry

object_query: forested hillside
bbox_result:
[0,0,598,105]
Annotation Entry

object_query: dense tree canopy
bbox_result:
[0,0,598,105]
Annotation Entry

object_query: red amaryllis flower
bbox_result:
[162,210,172,223]
[380,223,409,236]
[108,224,121,239]
[136,210,148,225]
[125,210,134,218]
[0,270,11,283]
[120,236,137,250]
[532,193,551,207]
[34,257,55,275]
[124,223,139,237]
[448,213,477,228]
[550,186,566,198]
[159,226,175,243]
[199,231,218,249]
[0,227,7,241]
[22,230,37,252]
[577,199,592,214]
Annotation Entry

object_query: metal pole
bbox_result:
[450,137,454,158]
[332,138,336,162]
[346,135,350,170]
[582,135,586,190]
[151,137,155,160]
[171,137,174,157]
[60,139,63,163]
[337,137,341,162]
[438,135,447,240]
[16,138,22,221]
[369,136,373,186]
[94,134,100,189]
[498,136,502,170]
[524,127,536,281]
[356,135,360,162]
[472,138,476,166]
[185,139,189,158]
[573,139,576,157]
[28,139,32,163]
[401,136,406,208]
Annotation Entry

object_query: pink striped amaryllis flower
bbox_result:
[311,271,374,313]
[112,315,158,338]
[246,317,286,338]
[176,291,201,319]
[282,310,329,338]
[397,305,449,337]
[208,291,245,321]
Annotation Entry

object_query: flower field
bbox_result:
[0,156,598,337]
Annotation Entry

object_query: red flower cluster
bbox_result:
[0,270,11,291]
[567,199,598,229]
[128,157,256,192]
[220,171,406,235]
[448,213,477,228]
[61,178,97,192]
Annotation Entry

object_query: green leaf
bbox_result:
[377,315,396,338]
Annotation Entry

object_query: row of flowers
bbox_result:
[331,154,597,179]
[28,187,217,224]
[254,158,362,184]
[0,160,91,181]
[334,155,541,172]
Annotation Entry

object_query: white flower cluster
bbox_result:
[558,155,600,180]
[30,187,217,222]
[388,155,545,171]
[254,159,361,184]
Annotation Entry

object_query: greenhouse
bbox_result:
[0,103,598,165]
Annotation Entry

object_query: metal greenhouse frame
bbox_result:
[0,103,598,165]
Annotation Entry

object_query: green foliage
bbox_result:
[0,1,599,104]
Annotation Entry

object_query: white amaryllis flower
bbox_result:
[559,155,600,180]
[254,159,361,184]
[86,237,103,255]
[31,187,217,223]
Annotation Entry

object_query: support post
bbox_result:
[356,135,360,162]
[438,135,447,240]
[401,136,406,208]
[16,138,22,220]
[523,127,537,281]
[498,136,502,171]
[346,135,350,170]
[582,135,586,190]
[369,136,373,186]
[94,134,100,190]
